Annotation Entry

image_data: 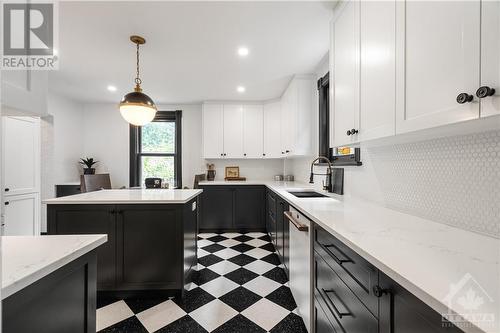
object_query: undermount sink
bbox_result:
[287,191,328,198]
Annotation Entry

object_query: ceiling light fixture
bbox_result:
[118,35,157,126]
[237,86,246,93]
[107,85,117,92]
[237,47,249,57]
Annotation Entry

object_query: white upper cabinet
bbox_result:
[1,71,48,117]
[359,0,396,141]
[223,105,244,158]
[263,101,282,158]
[479,1,500,118]
[332,1,360,147]
[243,105,264,158]
[396,1,481,133]
[202,103,224,158]
[2,116,40,196]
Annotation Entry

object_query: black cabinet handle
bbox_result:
[220,153,223,156]
[244,153,247,156]
[322,289,352,319]
[373,285,389,298]
[322,243,353,265]
[4,202,9,206]
[285,150,290,153]
[263,153,266,156]
[456,93,474,104]
[476,86,496,99]
[346,129,358,136]
[281,151,284,154]
[4,188,9,192]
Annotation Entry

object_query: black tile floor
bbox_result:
[96,232,308,333]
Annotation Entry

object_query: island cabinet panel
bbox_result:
[47,199,198,296]
[199,185,266,232]
[116,205,182,290]
[3,251,97,333]
[47,205,116,289]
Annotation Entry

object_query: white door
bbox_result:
[223,105,244,158]
[333,1,360,147]
[2,116,40,196]
[396,1,480,133]
[263,101,282,158]
[359,0,396,141]
[3,193,39,235]
[202,104,224,159]
[480,1,500,118]
[243,105,264,158]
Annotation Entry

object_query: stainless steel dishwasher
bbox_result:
[284,206,312,332]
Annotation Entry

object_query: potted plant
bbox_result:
[79,157,98,175]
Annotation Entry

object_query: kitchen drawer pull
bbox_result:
[322,288,352,319]
[284,211,308,231]
[322,243,352,265]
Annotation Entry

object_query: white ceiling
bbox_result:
[50,1,335,104]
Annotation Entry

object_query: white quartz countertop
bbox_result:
[199,180,499,333]
[2,235,107,299]
[43,189,203,204]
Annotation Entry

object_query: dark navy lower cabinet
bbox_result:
[313,224,465,333]
[199,185,265,232]
[47,199,198,297]
[2,251,98,333]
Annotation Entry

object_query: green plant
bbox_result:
[79,157,98,169]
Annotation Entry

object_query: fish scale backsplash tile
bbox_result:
[366,130,500,238]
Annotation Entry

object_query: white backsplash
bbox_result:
[286,129,500,238]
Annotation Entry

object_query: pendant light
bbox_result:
[119,35,157,126]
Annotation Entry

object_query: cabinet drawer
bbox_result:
[314,225,379,316]
[315,297,341,333]
[267,191,276,218]
[315,253,378,333]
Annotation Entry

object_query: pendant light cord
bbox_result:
[135,43,142,86]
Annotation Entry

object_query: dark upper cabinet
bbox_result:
[234,186,265,230]
[199,186,233,231]
[47,205,116,289]
[379,273,463,333]
[199,185,266,232]
[116,205,182,290]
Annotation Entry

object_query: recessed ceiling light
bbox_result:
[237,47,249,57]
[107,85,117,92]
[237,86,246,93]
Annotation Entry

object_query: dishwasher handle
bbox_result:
[284,211,308,232]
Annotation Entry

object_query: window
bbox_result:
[318,72,330,158]
[130,111,182,188]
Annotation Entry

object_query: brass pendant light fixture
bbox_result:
[119,35,157,126]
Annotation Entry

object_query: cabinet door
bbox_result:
[199,186,233,231]
[47,205,117,289]
[243,105,264,158]
[315,302,340,333]
[280,92,290,156]
[223,105,244,158]
[116,205,181,289]
[359,0,396,141]
[275,198,288,266]
[263,102,282,158]
[379,273,463,333]
[2,116,40,195]
[234,186,265,230]
[202,104,224,158]
[3,193,39,235]
[396,1,480,133]
[480,1,500,118]
[333,1,360,147]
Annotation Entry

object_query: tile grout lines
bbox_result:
[96,232,308,333]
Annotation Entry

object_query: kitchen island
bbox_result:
[2,234,106,333]
[44,189,202,298]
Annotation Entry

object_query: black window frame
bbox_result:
[129,110,182,188]
[318,72,330,158]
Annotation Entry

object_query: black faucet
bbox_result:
[309,156,333,192]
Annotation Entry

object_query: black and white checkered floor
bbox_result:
[96,232,308,333]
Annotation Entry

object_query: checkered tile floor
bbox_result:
[96,232,307,333]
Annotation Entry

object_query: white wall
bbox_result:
[41,93,85,231]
